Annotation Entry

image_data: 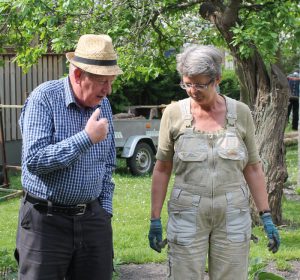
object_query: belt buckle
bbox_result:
[75,204,86,215]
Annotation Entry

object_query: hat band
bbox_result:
[73,55,117,66]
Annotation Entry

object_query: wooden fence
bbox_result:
[0,53,66,141]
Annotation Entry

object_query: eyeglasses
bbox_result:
[180,79,214,91]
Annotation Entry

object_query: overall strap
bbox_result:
[225,96,237,128]
[179,98,193,130]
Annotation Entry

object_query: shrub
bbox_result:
[220,69,240,100]
[0,248,17,279]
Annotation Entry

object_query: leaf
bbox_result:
[39,17,47,25]
[254,271,285,280]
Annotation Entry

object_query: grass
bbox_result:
[0,145,299,277]
[285,144,298,186]
[112,172,172,264]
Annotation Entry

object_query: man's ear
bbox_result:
[74,68,84,83]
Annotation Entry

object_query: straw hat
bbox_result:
[66,34,123,75]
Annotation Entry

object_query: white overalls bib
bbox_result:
[167,96,251,280]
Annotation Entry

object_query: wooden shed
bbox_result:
[0,53,66,166]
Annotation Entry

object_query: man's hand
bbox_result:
[148,218,163,253]
[260,212,280,253]
[85,108,108,144]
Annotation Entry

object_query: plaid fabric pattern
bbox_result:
[19,77,116,214]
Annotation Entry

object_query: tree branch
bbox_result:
[150,18,171,70]
[222,0,241,27]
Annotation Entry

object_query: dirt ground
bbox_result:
[116,261,300,280]
[116,186,300,280]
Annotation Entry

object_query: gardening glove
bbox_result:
[260,212,280,253]
[148,218,163,253]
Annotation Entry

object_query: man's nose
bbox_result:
[102,82,113,94]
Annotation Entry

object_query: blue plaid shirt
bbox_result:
[19,77,116,214]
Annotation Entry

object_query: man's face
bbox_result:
[75,70,116,108]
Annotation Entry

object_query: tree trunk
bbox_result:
[234,60,250,105]
[232,57,289,225]
[199,1,290,224]
[252,63,289,224]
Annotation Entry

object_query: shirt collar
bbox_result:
[64,76,77,108]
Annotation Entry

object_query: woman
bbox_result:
[148,45,280,280]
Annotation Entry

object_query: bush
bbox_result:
[110,71,185,113]
[0,248,17,279]
[220,69,240,100]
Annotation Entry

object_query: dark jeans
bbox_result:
[287,97,299,130]
[15,197,113,280]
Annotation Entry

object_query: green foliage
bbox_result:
[248,258,285,280]
[7,170,22,190]
[0,248,17,279]
[248,257,267,279]
[231,1,299,64]
[247,258,286,280]
[110,70,185,113]
[1,0,299,83]
[219,69,240,100]
[254,271,285,280]
[5,0,204,79]
[0,188,21,277]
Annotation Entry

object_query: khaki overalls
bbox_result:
[167,96,251,280]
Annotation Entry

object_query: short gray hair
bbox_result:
[176,44,223,79]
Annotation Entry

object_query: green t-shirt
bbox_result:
[156,97,260,165]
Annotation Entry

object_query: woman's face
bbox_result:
[181,75,219,105]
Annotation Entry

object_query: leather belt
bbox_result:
[24,192,96,216]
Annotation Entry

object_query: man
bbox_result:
[15,34,123,280]
[287,70,300,131]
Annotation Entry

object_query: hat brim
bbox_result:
[66,52,123,76]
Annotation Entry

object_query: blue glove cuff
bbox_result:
[260,212,272,219]
[150,218,162,230]
[150,218,161,225]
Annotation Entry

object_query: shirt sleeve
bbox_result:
[98,102,116,214]
[236,102,261,165]
[156,102,182,161]
[20,92,93,175]
[98,161,115,215]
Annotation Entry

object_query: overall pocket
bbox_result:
[167,201,197,246]
[225,187,251,242]
[176,135,208,162]
[217,133,247,161]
